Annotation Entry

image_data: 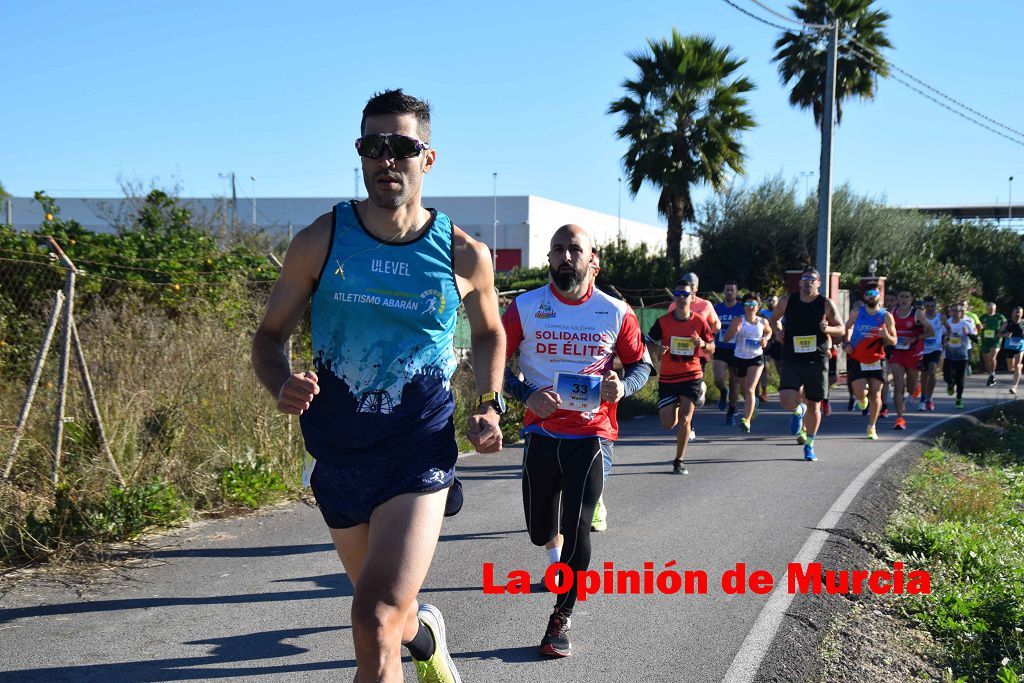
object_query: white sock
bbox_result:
[547,546,561,564]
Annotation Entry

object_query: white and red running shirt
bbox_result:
[502,283,647,440]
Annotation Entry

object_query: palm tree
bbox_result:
[609,31,756,266]
[773,0,892,128]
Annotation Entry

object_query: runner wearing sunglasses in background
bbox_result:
[713,281,744,425]
[647,278,716,474]
[1000,306,1024,394]
[252,89,505,683]
[844,282,896,440]
[767,267,846,462]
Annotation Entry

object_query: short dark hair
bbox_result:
[724,280,738,288]
[802,266,820,278]
[923,295,936,303]
[361,89,432,142]
[861,279,880,291]
[742,292,760,304]
[674,278,694,291]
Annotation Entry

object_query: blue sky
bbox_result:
[2,0,1021,229]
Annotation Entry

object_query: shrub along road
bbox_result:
[0,379,1016,682]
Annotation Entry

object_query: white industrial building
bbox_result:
[4,195,697,270]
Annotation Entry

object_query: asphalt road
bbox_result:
[0,377,1016,683]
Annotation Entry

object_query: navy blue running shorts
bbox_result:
[309,419,458,529]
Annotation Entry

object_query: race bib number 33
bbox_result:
[793,335,817,353]
[553,372,602,413]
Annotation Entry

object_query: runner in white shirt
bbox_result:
[722,292,772,432]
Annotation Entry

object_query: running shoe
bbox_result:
[918,400,926,412]
[926,400,935,411]
[894,417,907,430]
[986,374,996,386]
[795,429,807,445]
[672,460,688,475]
[867,426,878,440]
[880,405,889,418]
[725,408,736,426]
[788,403,806,436]
[847,397,855,412]
[1011,387,1018,395]
[910,385,921,399]
[591,495,607,532]
[414,604,461,683]
[739,417,751,433]
[759,389,769,403]
[718,388,729,411]
[822,398,831,417]
[689,429,696,442]
[803,443,817,461]
[855,397,869,412]
[540,611,572,658]
[946,384,955,396]
[697,381,707,408]
[956,398,964,409]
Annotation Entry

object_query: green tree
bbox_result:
[609,31,756,267]
[773,0,892,128]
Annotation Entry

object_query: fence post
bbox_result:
[1,290,64,483]
[47,238,77,488]
[267,253,292,458]
[70,317,125,486]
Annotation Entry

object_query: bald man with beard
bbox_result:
[500,224,652,657]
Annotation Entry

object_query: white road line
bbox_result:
[722,397,1016,683]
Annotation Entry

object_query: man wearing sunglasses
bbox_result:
[501,224,652,657]
[713,281,744,425]
[647,279,716,472]
[252,89,504,683]
[767,267,846,461]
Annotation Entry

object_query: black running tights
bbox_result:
[947,359,967,399]
[521,433,604,616]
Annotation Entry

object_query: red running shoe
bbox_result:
[894,417,907,430]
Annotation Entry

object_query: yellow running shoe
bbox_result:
[413,604,461,683]
[591,495,608,532]
[867,426,878,440]
[855,397,869,411]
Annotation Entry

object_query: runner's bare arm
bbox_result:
[823,298,846,338]
[881,312,898,345]
[252,213,332,415]
[722,316,742,343]
[843,306,860,345]
[917,309,935,339]
[453,226,505,453]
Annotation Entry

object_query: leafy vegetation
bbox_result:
[885,404,1024,681]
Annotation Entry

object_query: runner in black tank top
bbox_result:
[768,267,846,462]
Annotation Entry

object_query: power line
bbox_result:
[848,45,1024,148]
[719,0,795,33]
[746,0,830,30]
[849,37,1024,141]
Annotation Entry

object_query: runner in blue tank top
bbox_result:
[252,89,504,683]
[713,281,744,424]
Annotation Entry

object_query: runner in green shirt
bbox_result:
[979,302,1007,386]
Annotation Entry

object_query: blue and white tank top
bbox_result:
[300,201,461,460]
[733,317,765,360]
[715,301,745,350]
[945,318,973,361]
[923,313,944,353]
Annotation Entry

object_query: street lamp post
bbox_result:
[492,172,498,272]
[1010,176,1014,224]
[250,176,256,229]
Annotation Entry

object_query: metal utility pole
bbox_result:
[251,176,256,229]
[816,21,838,297]
[492,172,498,272]
[4,198,11,225]
[1010,176,1014,223]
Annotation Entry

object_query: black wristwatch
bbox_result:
[477,391,507,415]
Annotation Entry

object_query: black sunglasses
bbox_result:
[673,290,693,298]
[355,133,429,160]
